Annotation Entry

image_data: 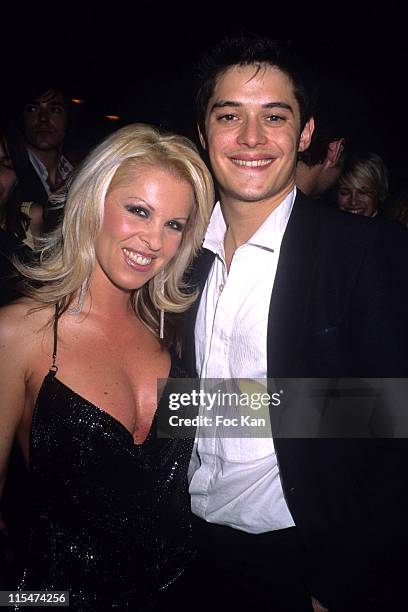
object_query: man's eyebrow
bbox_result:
[210,100,294,114]
[25,100,65,107]
[210,101,242,113]
[263,101,294,114]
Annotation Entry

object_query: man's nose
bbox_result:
[237,117,267,147]
[38,106,50,123]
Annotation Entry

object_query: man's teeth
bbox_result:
[232,158,272,167]
[123,249,152,266]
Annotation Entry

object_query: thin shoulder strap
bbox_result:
[51,304,59,373]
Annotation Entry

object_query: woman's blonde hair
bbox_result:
[17,123,214,343]
[338,153,389,203]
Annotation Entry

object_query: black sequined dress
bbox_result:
[18,316,194,611]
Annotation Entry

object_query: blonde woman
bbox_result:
[0,124,214,610]
[336,152,389,217]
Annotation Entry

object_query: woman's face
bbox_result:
[336,182,378,217]
[93,164,194,293]
[0,140,17,206]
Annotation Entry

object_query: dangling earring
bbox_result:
[68,279,88,315]
[159,270,165,340]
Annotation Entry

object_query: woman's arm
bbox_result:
[0,305,29,499]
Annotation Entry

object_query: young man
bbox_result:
[18,85,74,232]
[22,86,73,198]
[183,35,408,611]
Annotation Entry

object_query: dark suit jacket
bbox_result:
[182,191,408,609]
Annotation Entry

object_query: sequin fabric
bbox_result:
[17,360,194,611]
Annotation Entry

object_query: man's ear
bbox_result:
[197,124,207,150]
[298,117,315,152]
[325,138,345,167]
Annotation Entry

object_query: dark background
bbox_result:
[3,2,407,190]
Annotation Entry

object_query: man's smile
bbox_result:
[230,157,275,168]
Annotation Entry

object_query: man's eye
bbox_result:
[267,115,284,122]
[125,205,148,218]
[166,220,184,232]
[50,106,64,114]
[338,189,350,196]
[217,114,237,122]
[24,105,38,113]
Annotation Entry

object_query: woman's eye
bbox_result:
[125,205,148,218]
[166,220,184,232]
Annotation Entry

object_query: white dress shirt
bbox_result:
[189,189,297,533]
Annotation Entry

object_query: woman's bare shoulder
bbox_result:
[0,299,53,347]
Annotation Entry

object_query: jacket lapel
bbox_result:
[267,191,321,377]
[182,248,215,375]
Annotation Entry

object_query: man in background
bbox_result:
[296,80,348,198]
[22,85,72,197]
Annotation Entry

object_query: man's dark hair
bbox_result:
[299,118,346,166]
[15,80,72,131]
[298,79,350,167]
[196,33,313,135]
[20,80,70,111]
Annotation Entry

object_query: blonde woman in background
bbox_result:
[0,123,214,610]
[336,152,388,217]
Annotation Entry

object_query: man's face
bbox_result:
[23,89,67,153]
[314,165,343,197]
[201,64,313,206]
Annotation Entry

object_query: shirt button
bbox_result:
[219,283,224,292]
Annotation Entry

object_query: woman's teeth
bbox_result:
[123,248,152,266]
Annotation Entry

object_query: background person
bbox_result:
[18,83,75,232]
[296,79,348,199]
[0,129,16,207]
[0,123,214,609]
[335,152,388,217]
[385,186,408,227]
[0,125,43,305]
[22,84,73,196]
